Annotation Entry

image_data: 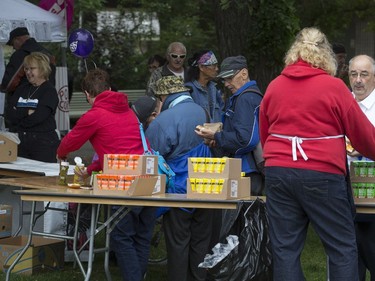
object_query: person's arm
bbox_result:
[1,51,26,92]
[344,100,375,161]
[215,93,261,154]
[57,112,96,160]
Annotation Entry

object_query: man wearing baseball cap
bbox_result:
[196,55,264,195]
[131,96,161,130]
[1,27,55,94]
[145,75,213,281]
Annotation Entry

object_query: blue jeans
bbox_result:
[110,206,157,281]
[265,167,358,281]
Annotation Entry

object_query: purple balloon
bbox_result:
[68,28,94,58]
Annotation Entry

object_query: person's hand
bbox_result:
[75,166,89,179]
[205,139,216,148]
[347,149,361,157]
[195,125,215,140]
[56,155,68,162]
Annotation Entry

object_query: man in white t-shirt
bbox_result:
[347,54,375,281]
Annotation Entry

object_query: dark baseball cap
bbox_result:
[7,27,29,46]
[131,96,158,124]
[217,55,248,78]
[332,43,346,54]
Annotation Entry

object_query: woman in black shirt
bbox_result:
[6,52,59,162]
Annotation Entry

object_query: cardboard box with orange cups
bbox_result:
[103,154,158,175]
[92,154,165,196]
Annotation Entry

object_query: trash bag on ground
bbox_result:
[199,198,273,281]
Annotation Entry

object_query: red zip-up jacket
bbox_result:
[260,60,375,175]
[57,91,147,174]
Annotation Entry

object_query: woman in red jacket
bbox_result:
[260,27,375,281]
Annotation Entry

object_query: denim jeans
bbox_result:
[110,206,157,281]
[265,166,358,281]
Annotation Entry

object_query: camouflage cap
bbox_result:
[155,76,190,96]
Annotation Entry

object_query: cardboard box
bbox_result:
[350,163,375,203]
[0,134,17,162]
[187,177,251,199]
[0,236,64,275]
[153,174,166,195]
[103,154,158,175]
[0,205,12,239]
[188,158,242,179]
[93,174,159,196]
[203,122,222,132]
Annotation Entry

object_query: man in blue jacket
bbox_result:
[195,55,264,195]
[145,75,213,281]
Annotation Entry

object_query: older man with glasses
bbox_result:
[347,54,375,281]
[195,55,264,196]
[146,42,188,96]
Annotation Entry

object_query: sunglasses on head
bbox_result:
[170,53,186,59]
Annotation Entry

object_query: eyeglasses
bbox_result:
[170,53,186,59]
[349,71,372,79]
[222,70,241,83]
[24,66,38,72]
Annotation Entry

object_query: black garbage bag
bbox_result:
[200,198,272,281]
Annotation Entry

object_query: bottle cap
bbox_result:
[74,156,83,165]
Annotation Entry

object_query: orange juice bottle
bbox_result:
[108,175,117,190]
[100,175,109,190]
[107,154,114,169]
[118,155,126,169]
[118,175,125,190]
[132,155,140,170]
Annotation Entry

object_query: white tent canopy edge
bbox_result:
[0,0,66,43]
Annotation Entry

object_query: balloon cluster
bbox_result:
[68,28,94,58]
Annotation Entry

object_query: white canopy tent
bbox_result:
[0,0,66,43]
[0,0,69,132]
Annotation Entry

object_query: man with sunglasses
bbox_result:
[146,42,187,96]
[195,55,264,196]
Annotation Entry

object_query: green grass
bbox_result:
[0,226,368,280]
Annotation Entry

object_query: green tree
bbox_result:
[39,0,375,91]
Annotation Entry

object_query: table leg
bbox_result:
[13,196,23,236]
[104,206,112,281]
[84,204,98,281]
[72,203,87,276]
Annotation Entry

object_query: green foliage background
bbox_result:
[29,0,375,91]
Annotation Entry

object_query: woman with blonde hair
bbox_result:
[260,27,375,280]
[6,52,59,162]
